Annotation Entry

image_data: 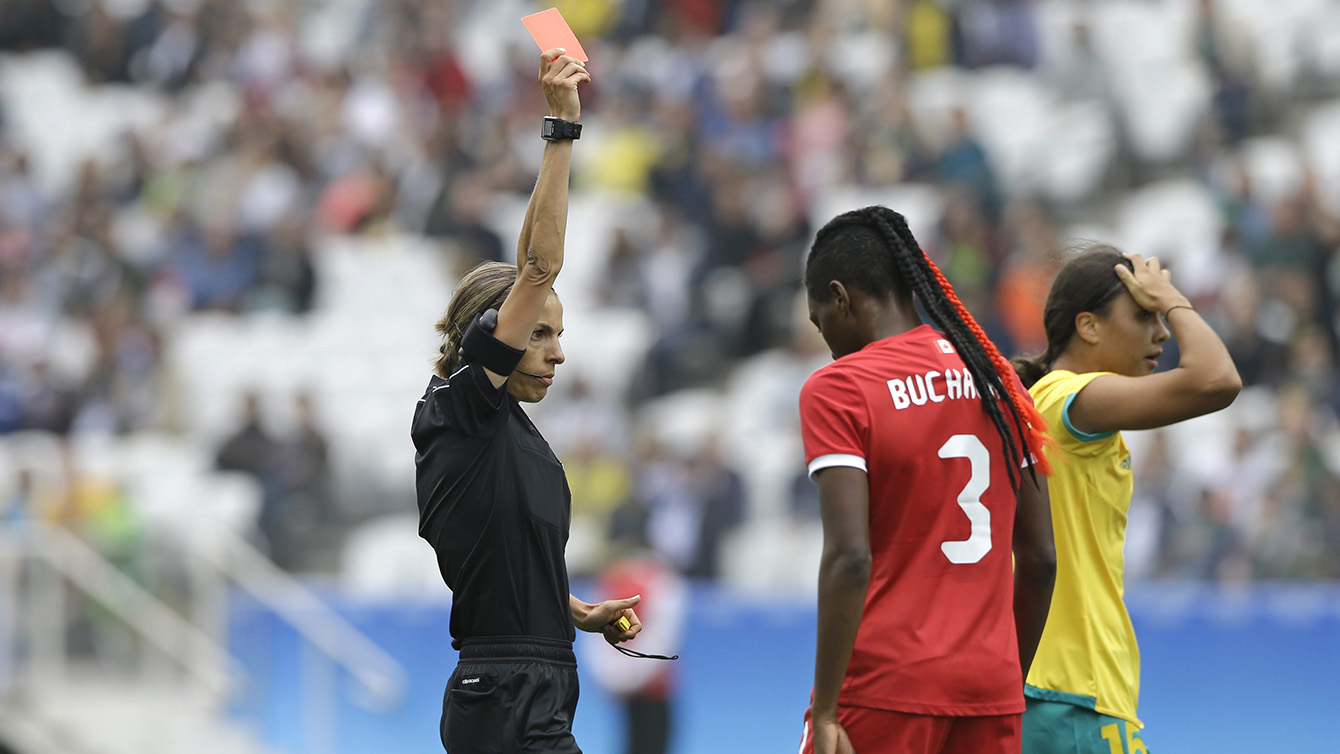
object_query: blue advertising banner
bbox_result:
[227,583,1339,754]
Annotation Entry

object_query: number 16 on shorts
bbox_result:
[1101,721,1148,754]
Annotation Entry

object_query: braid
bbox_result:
[867,208,1052,484]
[923,255,1054,477]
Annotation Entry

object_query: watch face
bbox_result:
[542,117,576,140]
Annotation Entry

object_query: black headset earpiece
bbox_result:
[479,308,499,332]
[457,308,525,375]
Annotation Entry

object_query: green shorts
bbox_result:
[1022,689,1149,754]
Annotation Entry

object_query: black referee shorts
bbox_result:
[441,637,582,754]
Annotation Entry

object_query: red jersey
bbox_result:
[799,325,1027,716]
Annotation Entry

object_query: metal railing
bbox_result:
[201,533,407,708]
[0,517,408,753]
[0,520,243,696]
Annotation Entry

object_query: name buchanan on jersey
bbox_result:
[886,367,979,410]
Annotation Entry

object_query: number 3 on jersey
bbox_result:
[938,434,991,564]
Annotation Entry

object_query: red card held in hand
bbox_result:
[522,7,588,63]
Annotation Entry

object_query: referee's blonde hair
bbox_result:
[434,261,516,377]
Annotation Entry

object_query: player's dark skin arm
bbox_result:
[1012,470,1056,681]
[812,466,871,754]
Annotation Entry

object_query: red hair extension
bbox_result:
[925,257,1055,475]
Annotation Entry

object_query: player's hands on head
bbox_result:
[539,48,589,122]
[1115,253,1190,315]
[811,717,856,754]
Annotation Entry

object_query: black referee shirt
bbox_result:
[412,364,574,649]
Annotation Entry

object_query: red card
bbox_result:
[522,7,588,63]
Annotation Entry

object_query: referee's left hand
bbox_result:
[579,595,643,644]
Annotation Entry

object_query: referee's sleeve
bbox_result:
[426,364,510,438]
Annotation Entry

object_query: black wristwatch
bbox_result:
[541,116,582,141]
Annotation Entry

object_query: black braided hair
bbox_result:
[805,205,1050,487]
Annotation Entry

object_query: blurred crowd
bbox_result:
[0,0,1337,582]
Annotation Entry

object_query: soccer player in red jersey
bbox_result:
[796,206,1057,754]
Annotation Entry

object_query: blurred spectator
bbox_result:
[585,546,688,754]
[563,433,634,572]
[0,151,48,230]
[936,192,1005,343]
[541,375,630,458]
[698,68,785,173]
[586,95,662,196]
[1193,0,1257,146]
[265,391,333,571]
[0,360,23,433]
[631,436,695,571]
[932,107,1001,219]
[788,71,854,200]
[640,209,701,336]
[1,468,37,531]
[994,232,1059,357]
[1050,20,1111,106]
[19,359,80,434]
[424,172,506,263]
[0,273,53,368]
[903,0,955,71]
[1125,431,1174,580]
[77,292,167,434]
[600,227,652,310]
[67,1,132,84]
[1215,159,1272,253]
[855,80,925,187]
[134,4,200,92]
[957,0,1040,70]
[216,390,274,481]
[788,462,821,524]
[1258,384,1340,578]
[0,0,67,51]
[682,434,746,580]
[168,218,261,312]
[250,214,317,314]
[1250,194,1326,272]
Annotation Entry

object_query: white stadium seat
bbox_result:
[341,513,444,597]
[1301,100,1340,215]
[1115,179,1223,296]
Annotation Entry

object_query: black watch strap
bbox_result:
[541,116,582,141]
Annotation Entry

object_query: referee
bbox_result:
[412,50,643,753]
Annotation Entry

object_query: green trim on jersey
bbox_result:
[1062,391,1117,442]
[1025,684,1097,709]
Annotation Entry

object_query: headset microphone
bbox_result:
[514,368,546,379]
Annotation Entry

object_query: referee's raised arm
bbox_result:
[483,49,589,388]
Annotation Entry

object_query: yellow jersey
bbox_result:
[1026,370,1142,727]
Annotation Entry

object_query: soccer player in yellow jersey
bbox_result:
[1012,247,1241,754]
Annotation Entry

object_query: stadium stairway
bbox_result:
[0,669,277,754]
[0,515,406,754]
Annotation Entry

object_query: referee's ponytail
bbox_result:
[806,206,1052,485]
[433,261,516,378]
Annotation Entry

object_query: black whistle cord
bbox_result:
[613,644,679,661]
